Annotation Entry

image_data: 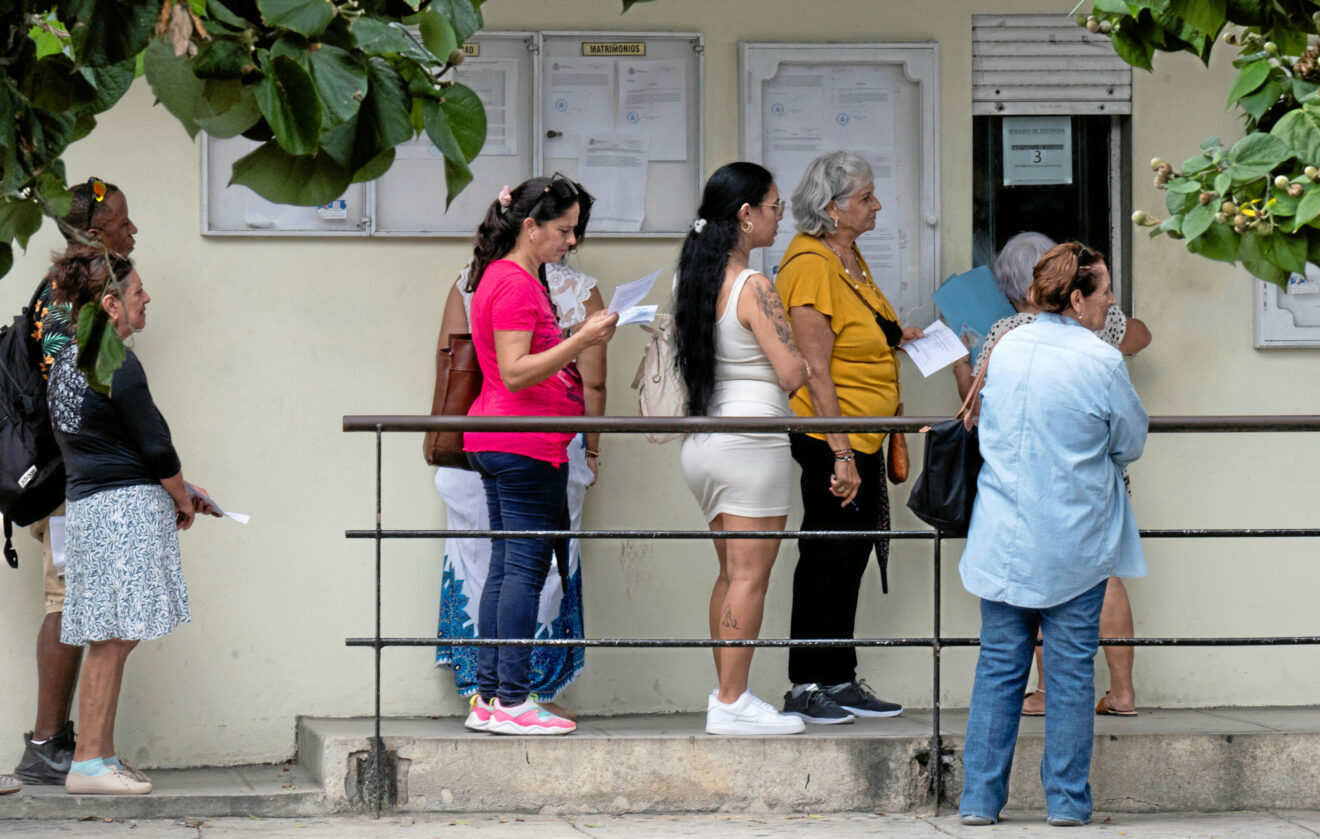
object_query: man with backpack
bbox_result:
[4,178,137,788]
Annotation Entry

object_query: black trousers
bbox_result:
[787,433,890,686]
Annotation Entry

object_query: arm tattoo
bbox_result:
[752,279,801,355]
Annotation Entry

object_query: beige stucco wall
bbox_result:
[1,0,1316,770]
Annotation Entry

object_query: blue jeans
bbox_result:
[960,580,1107,823]
[468,451,568,705]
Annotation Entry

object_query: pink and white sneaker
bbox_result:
[464,695,494,732]
[487,698,576,735]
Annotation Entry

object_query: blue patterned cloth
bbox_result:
[61,484,190,644]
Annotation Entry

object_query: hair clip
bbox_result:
[497,184,513,209]
[692,218,707,233]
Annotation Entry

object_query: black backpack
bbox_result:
[0,278,66,568]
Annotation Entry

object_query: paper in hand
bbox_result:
[616,304,658,325]
[607,269,662,316]
[897,321,970,377]
[187,484,250,525]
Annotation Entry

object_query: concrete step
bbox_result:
[299,707,1320,814]
[0,764,328,820]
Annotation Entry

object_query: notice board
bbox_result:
[540,31,704,238]
[739,42,940,326]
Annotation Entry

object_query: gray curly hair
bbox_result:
[993,231,1057,304]
[790,151,873,237]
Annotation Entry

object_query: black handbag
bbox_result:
[906,330,1008,537]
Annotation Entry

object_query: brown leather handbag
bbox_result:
[423,333,482,469]
[887,401,909,484]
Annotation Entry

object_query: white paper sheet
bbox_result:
[616,304,658,325]
[187,484,250,525]
[898,320,969,377]
[545,59,615,158]
[50,515,65,571]
[607,268,662,314]
[579,134,649,232]
[616,59,687,161]
[827,66,895,152]
[459,59,519,157]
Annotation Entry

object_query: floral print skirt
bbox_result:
[61,484,190,644]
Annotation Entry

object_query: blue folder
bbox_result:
[931,266,1018,362]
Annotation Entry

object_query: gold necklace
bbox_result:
[822,239,871,291]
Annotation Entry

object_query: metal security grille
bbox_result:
[973,13,1132,116]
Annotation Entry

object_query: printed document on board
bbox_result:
[580,134,649,232]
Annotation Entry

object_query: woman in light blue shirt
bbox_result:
[959,242,1148,828]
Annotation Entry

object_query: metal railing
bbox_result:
[342,413,1320,815]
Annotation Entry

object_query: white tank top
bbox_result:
[709,269,789,418]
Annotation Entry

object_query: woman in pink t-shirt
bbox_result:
[462,176,617,736]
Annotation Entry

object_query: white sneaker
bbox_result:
[706,690,806,735]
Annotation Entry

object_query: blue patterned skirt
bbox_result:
[61,484,190,644]
[434,435,587,702]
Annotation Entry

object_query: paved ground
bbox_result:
[2,811,1319,837]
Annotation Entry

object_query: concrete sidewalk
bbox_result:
[2,811,1320,837]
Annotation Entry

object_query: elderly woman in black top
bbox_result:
[46,252,216,795]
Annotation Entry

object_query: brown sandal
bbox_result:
[1095,692,1138,716]
[1021,688,1045,717]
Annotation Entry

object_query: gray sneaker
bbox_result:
[782,684,856,724]
[826,679,903,718]
[13,720,75,784]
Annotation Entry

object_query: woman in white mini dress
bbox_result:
[673,162,809,736]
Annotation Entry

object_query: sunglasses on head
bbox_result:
[544,172,593,209]
[84,177,107,231]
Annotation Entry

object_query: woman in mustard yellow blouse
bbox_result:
[774,151,923,725]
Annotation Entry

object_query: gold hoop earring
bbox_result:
[740,220,753,233]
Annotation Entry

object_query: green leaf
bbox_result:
[71,112,97,142]
[1182,200,1218,241]
[230,140,352,205]
[207,0,253,28]
[1182,154,1214,175]
[0,242,12,280]
[1237,76,1284,121]
[349,18,427,61]
[1227,59,1271,107]
[143,39,206,138]
[430,0,483,43]
[1169,0,1226,38]
[417,9,459,62]
[255,54,323,155]
[0,199,43,250]
[1159,213,1184,233]
[61,0,157,67]
[349,57,413,167]
[80,57,137,114]
[195,82,263,137]
[1186,219,1240,262]
[1167,177,1203,194]
[1092,0,1130,11]
[1111,28,1155,72]
[194,39,254,80]
[1296,186,1320,227]
[35,172,73,218]
[74,302,125,397]
[22,54,98,112]
[29,22,67,59]
[1240,227,1306,276]
[1214,171,1232,195]
[1224,132,1293,183]
[1200,135,1223,151]
[1166,187,1197,216]
[1270,109,1320,166]
[257,0,336,38]
[621,0,656,9]
[351,147,394,183]
[424,81,484,161]
[308,44,368,129]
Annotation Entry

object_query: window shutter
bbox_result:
[973,14,1132,116]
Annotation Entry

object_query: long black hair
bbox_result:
[672,162,774,417]
[467,175,592,298]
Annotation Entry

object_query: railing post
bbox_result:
[931,528,944,813]
[371,425,388,815]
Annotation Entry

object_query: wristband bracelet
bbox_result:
[834,453,855,463]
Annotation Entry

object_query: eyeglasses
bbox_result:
[84,177,107,231]
[761,200,788,212]
[543,171,594,212]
